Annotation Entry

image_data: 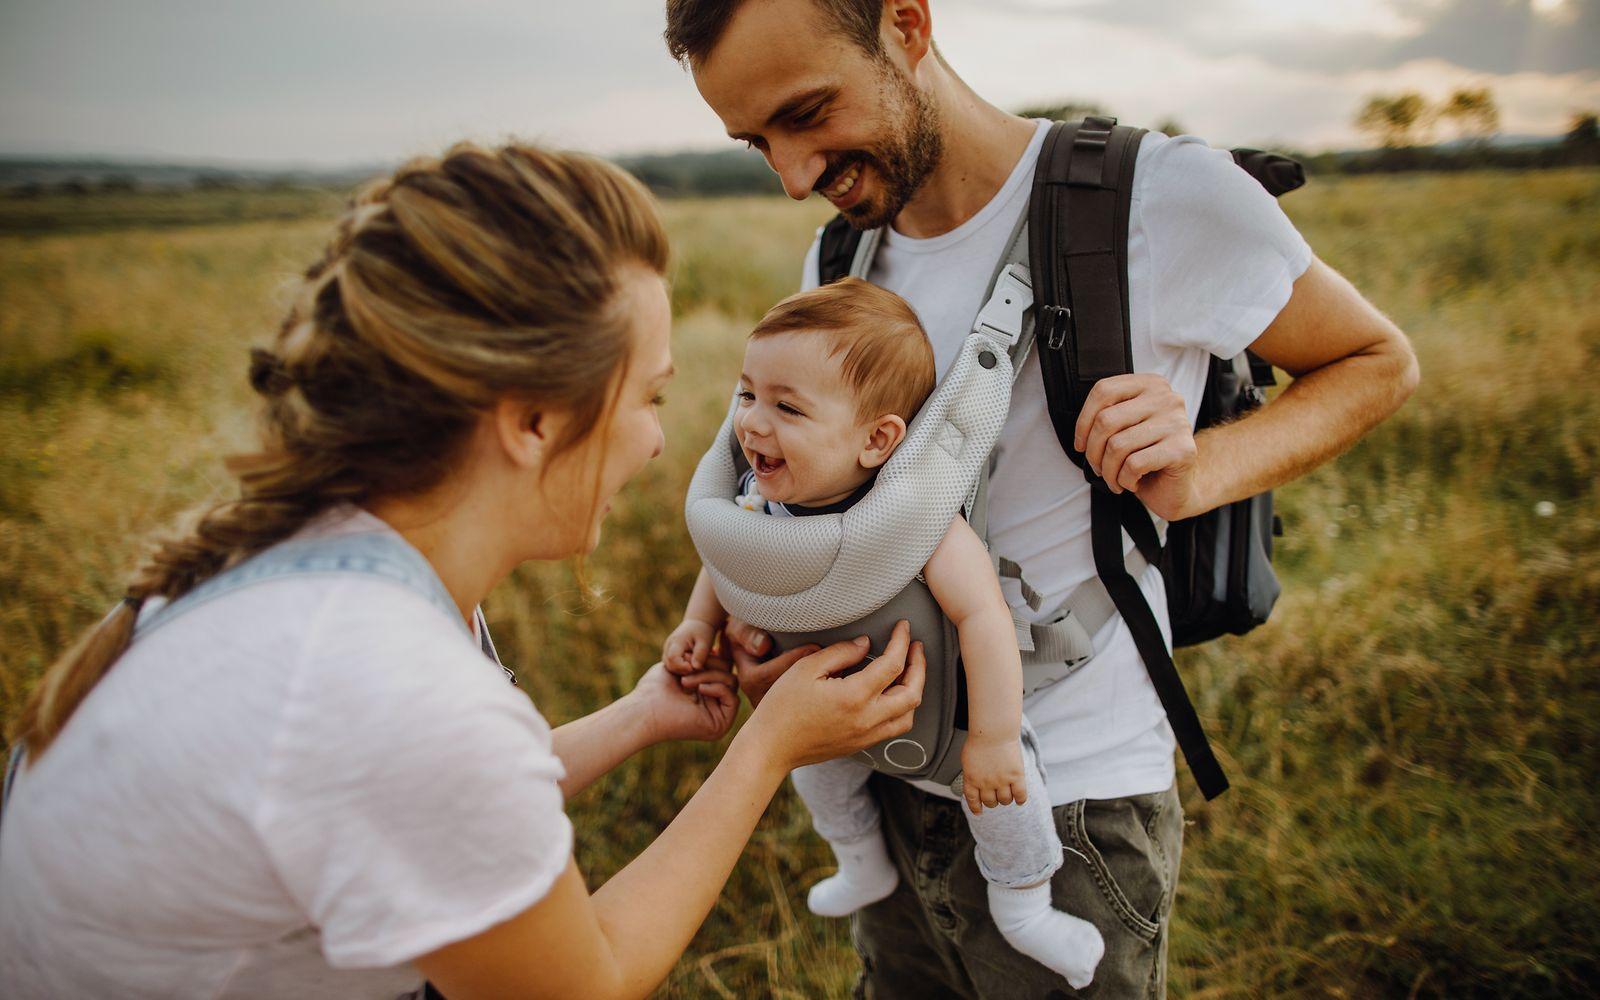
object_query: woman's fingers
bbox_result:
[873,638,926,717]
[677,666,737,691]
[800,635,874,679]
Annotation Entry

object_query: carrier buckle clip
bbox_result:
[973,263,1033,349]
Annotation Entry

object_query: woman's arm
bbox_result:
[415,625,927,1000]
[552,660,741,799]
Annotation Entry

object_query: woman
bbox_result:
[0,142,925,998]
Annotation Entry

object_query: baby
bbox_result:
[663,278,1104,988]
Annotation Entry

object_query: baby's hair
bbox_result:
[750,277,935,424]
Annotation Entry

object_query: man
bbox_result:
[663,1,1419,996]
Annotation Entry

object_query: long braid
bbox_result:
[12,140,668,759]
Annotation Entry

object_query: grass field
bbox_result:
[2,170,1597,997]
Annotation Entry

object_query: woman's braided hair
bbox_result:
[14,141,669,756]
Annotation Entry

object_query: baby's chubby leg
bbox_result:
[958,733,1105,990]
[791,758,899,917]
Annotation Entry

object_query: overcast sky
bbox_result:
[0,0,1595,166]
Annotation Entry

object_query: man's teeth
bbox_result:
[825,162,862,199]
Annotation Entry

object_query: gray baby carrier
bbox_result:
[686,118,1304,797]
[685,200,1114,791]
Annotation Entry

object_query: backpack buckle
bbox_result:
[1041,304,1072,351]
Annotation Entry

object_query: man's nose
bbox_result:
[767,140,826,202]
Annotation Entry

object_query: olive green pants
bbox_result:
[851,776,1183,999]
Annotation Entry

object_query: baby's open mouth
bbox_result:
[751,451,786,476]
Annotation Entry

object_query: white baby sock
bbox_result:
[987,882,1105,990]
[806,834,899,918]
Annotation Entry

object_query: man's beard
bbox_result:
[819,65,943,231]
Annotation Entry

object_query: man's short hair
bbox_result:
[750,277,936,424]
[664,0,882,65]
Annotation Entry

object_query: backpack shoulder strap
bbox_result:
[1031,116,1230,800]
[817,214,863,285]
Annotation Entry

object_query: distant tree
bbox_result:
[1566,111,1599,147]
[1014,100,1107,123]
[1355,92,1429,148]
[1153,117,1188,137]
[1438,87,1500,144]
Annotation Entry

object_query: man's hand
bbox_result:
[629,660,740,744]
[723,616,797,708]
[959,735,1028,814]
[1074,372,1200,521]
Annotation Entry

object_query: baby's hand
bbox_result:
[663,619,717,677]
[959,735,1027,815]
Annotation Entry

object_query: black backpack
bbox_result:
[816,117,1306,800]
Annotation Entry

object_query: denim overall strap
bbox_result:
[1,526,513,849]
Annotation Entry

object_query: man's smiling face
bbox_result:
[690,0,943,231]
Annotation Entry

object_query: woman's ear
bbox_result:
[858,414,908,470]
[492,396,547,471]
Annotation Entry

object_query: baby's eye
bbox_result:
[778,402,804,416]
[736,390,755,403]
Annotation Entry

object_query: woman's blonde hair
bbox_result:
[13,141,669,757]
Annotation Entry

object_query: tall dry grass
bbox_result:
[1,171,1596,997]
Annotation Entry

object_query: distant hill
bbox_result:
[3,131,1592,203]
[0,149,784,199]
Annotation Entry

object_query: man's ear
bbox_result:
[492,396,547,471]
[859,413,908,470]
[882,1,933,71]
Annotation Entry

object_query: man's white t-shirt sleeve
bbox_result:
[255,580,572,969]
[1136,135,1314,360]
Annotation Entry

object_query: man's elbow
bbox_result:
[1369,322,1420,416]
[1388,330,1421,410]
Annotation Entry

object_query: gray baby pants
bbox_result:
[790,722,1062,889]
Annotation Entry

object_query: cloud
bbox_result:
[971,0,1599,75]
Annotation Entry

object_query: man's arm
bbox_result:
[1079,255,1419,520]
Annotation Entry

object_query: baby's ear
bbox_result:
[859,414,908,469]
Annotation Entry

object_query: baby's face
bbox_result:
[735,332,887,507]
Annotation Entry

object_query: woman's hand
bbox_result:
[743,620,926,770]
[629,660,740,745]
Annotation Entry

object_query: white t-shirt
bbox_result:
[0,506,572,998]
[801,121,1312,804]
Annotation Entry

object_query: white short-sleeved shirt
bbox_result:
[800,121,1312,804]
[0,506,572,998]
